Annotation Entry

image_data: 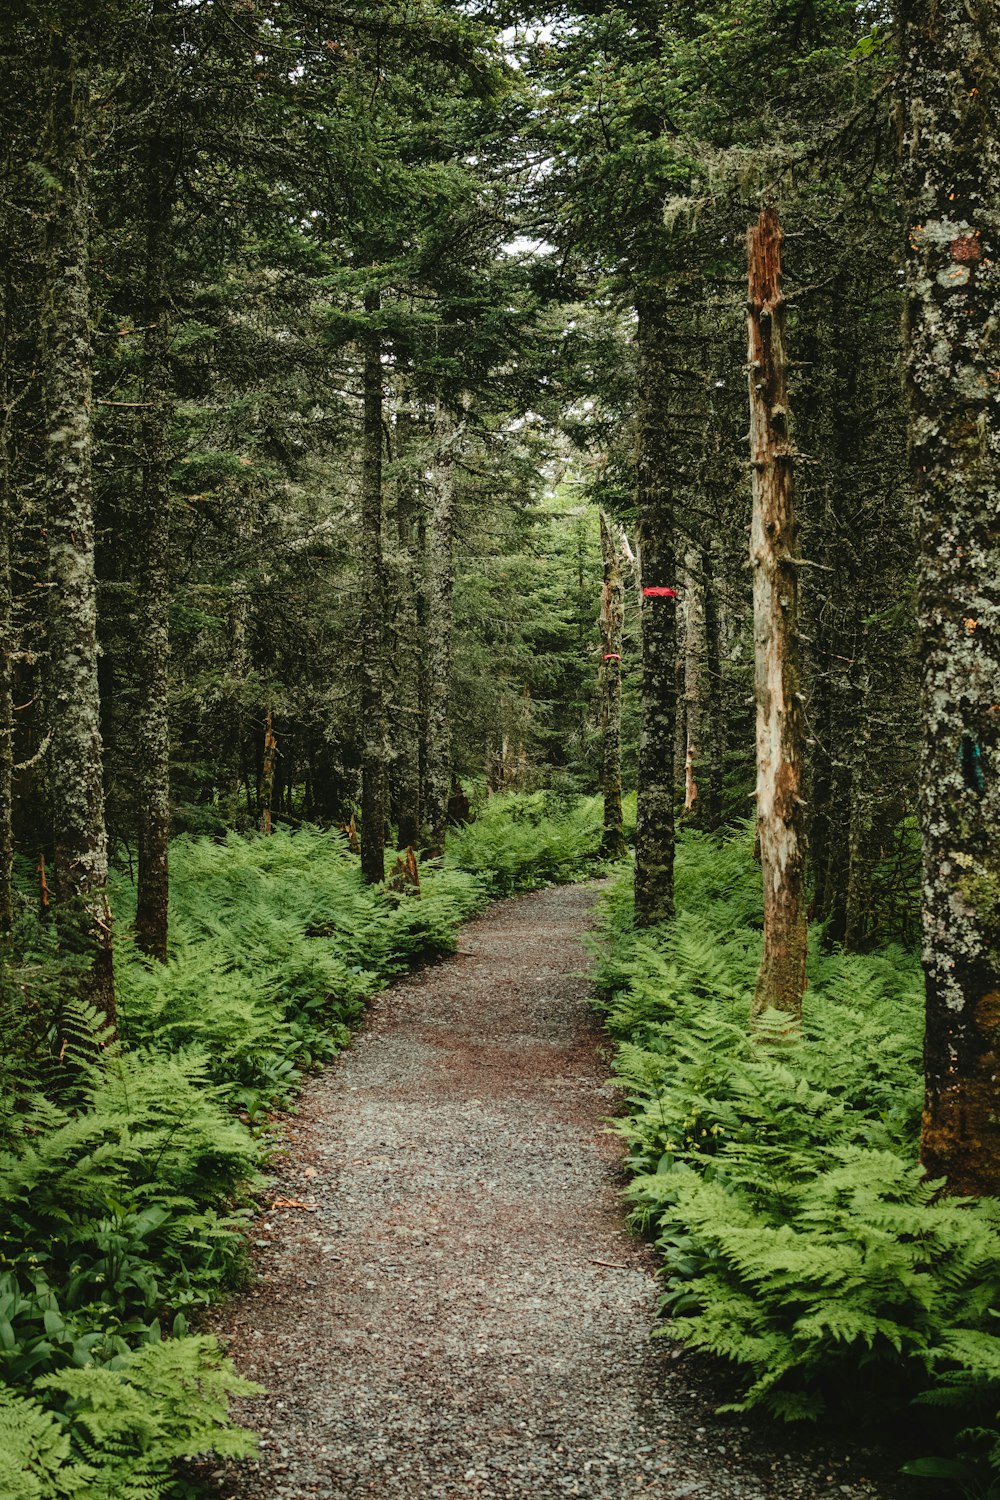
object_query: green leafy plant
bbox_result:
[445,791,608,893]
[0,1334,260,1500]
[1,802,599,1494]
[595,828,1000,1469]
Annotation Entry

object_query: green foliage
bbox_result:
[0,1335,260,1500]
[597,829,1000,1449]
[111,826,486,1109]
[445,790,606,893]
[2,804,596,1494]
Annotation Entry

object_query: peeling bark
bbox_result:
[42,32,114,1025]
[900,0,1000,1194]
[634,290,677,927]
[599,509,627,860]
[359,289,386,884]
[746,207,808,1026]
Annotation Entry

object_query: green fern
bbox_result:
[596,828,1000,1444]
[2,801,600,1490]
[0,1388,90,1499]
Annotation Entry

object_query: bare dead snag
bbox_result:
[386,845,421,894]
[746,206,808,1027]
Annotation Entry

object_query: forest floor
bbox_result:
[203,882,902,1500]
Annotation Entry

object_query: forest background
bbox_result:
[2,1,1000,1497]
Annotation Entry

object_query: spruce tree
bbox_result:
[900,0,1000,1195]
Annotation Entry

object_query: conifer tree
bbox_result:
[41,14,114,1022]
[598,509,627,860]
[359,287,387,884]
[900,0,1000,1194]
[423,412,464,854]
[134,0,176,960]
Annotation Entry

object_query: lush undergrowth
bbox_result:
[0,793,606,1500]
[594,827,1000,1493]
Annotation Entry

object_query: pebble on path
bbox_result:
[205,882,903,1500]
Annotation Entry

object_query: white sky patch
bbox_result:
[502,234,557,258]
[500,22,556,68]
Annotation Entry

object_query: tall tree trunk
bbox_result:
[359,289,386,883]
[423,415,458,855]
[598,509,627,860]
[0,288,14,937]
[42,35,114,1025]
[900,0,1000,1194]
[135,38,173,961]
[260,707,277,835]
[842,750,870,953]
[681,545,709,819]
[392,415,421,850]
[634,290,677,926]
[673,579,688,804]
[702,544,724,830]
[746,206,807,1026]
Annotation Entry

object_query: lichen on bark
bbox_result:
[135,28,174,960]
[42,30,114,1023]
[359,288,387,885]
[634,289,678,927]
[423,409,462,857]
[900,0,1000,1194]
[599,510,627,861]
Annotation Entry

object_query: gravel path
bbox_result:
[206,882,901,1500]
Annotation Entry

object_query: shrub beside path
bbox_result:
[206,883,897,1500]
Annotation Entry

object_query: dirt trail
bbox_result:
[207,883,893,1500]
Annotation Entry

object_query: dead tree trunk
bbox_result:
[359,289,386,883]
[746,206,807,1027]
[634,289,677,926]
[42,33,115,1025]
[599,510,627,860]
[900,0,1000,1194]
